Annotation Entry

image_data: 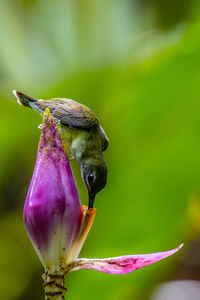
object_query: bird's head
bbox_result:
[81,156,107,209]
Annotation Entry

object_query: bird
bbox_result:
[13,90,108,209]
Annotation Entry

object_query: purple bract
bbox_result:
[24,109,82,272]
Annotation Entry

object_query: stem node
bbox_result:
[43,272,66,300]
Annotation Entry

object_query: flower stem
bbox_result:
[43,272,67,300]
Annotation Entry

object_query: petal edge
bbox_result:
[69,244,183,275]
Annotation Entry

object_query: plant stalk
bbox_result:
[43,272,67,300]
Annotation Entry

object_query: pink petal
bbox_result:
[70,244,183,274]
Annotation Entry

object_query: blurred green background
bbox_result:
[1,0,200,299]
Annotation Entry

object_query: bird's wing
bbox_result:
[34,98,99,130]
[99,125,109,151]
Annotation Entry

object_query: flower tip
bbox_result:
[41,108,54,131]
[42,108,53,127]
[177,243,184,251]
[81,205,87,213]
[88,207,97,214]
[39,107,63,152]
[81,205,97,215]
[81,205,96,219]
[44,107,51,118]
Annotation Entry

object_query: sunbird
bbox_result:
[13,90,108,209]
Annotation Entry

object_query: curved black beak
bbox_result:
[88,193,95,209]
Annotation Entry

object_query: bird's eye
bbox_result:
[87,173,94,184]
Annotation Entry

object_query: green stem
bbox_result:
[43,272,67,300]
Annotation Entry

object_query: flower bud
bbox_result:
[24,109,82,273]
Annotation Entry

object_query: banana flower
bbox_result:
[24,109,183,299]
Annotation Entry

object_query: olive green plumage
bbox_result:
[13,90,108,208]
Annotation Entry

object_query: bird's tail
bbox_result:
[13,90,38,108]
